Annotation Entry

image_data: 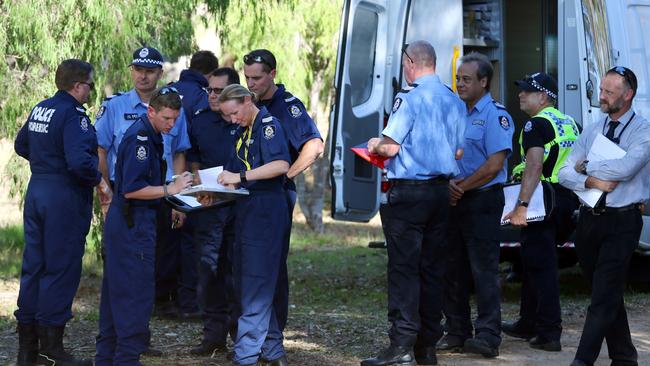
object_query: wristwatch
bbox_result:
[516,199,529,208]
[240,170,247,183]
[578,160,589,174]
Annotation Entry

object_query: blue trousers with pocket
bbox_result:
[95,202,157,366]
[232,192,289,366]
[15,175,92,327]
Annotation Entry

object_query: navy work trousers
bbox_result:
[232,192,289,366]
[518,185,577,342]
[192,205,236,343]
[380,182,450,348]
[574,207,641,365]
[96,203,157,366]
[15,175,92,327]
[443,187,504,347]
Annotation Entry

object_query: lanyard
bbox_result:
[236,123,254,171]
[603,112,635,144]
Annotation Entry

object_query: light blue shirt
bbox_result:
[382,74,466,180]
[95,89,191,182]
[458,93,514,188]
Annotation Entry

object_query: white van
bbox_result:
[328,0,650,273]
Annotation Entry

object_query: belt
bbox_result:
[581,203,642,216]
[389,176,449,186]
[463,183,503,198]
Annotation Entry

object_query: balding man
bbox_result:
[559,66,650,366]
[361,40,465,366]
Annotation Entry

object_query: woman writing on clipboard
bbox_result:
[215,84,291,366]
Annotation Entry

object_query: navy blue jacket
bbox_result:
[187,108,239,169]
[171,69,209,124]
[15,90,101,187]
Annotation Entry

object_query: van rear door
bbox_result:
[330,0,388,222]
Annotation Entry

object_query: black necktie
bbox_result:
[595,120,620,211]
[605,121,620,141]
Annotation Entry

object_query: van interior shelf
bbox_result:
[463,38,499,48]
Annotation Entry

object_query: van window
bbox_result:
[625,5,650,102]
[349,7,378,107]
[581,0,612,107]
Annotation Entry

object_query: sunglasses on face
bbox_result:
[76,81,95,91]
[609,66,637,93]
[243,53,274,69]
[206,87,224,95]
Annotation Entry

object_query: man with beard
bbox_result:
[559,66,650,366]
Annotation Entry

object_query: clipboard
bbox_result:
[164,191,242,213]
[351,143,388,169]
[500,182,550,225]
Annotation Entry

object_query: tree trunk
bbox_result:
[296,68,330,233]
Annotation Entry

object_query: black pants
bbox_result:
[443,188,504,347]
[574,207,641,365]
[380,182,449,348]
[519,185,577,341]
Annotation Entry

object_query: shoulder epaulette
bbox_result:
[262,116,274,123]
[493,100,507,110]
[443,84,453,93]
[136,129,148,142]
[194,108,208,116]
[284,96,297,103]
[75,106,86,114]
[103,92,124,102]
[399,85,416,94]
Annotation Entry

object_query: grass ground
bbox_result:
[1,215,649,365]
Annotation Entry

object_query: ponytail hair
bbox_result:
[217,84,258,104]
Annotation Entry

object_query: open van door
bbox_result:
[329,0,388,222]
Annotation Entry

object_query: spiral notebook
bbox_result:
[500,182,546,225]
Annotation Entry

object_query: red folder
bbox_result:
[351,144,388,169]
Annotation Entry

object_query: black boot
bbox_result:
[360,345,416,366]
[37,326,92,366]
[17,323,39,366]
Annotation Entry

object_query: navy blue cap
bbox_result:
[515,72,558,100]
[130,47,164,68]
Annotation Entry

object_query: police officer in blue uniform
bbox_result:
[243,49,323,360]
[95,88,193,365]
[215,84,291,366]
[171,50,219,124]
[361,41,466,366]
[440,52,514,358]
[14,59,108,366]
[186,67,241,355]
[95,47,194,321]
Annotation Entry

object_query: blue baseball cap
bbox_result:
[130,47,164,68]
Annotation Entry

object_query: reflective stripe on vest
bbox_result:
[512,107,579,183]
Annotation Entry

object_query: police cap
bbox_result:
[130,47,164,68]
[514,72,557,100]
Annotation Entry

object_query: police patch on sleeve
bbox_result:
[95,106,106,120]
[499,115,510,130]
[79,116,90,132]
[263,125,276,140]
[288,105,302,118]
[136,145,148,161]
[524,121,533,133]
[392,97,402,113]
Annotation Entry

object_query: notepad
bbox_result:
[501,182,546,225]
[179,166,249,196]
[351,143,388,169]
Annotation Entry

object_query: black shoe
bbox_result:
[360,345,415,366]
[435,335,464,353]
[463,338,499,358]
[570,359,591,366]
[143,346,164,357]
[529,336,561,352]
[37,326,92,366]
[413,346,437,365]
[259,355,289,366]
[177,310,202,321]
[153,302,179,319]
[190,340,228,356]
[502,320,535,340]
[17,323,38,366]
